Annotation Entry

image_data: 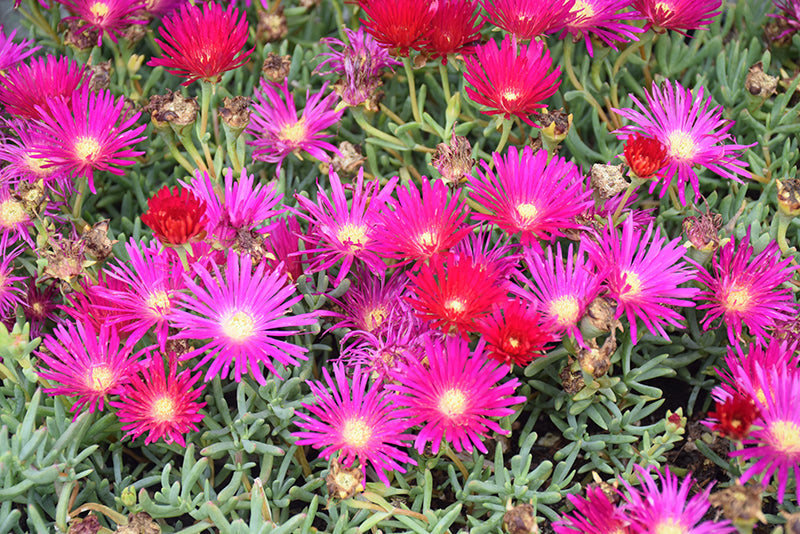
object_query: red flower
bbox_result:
[463,34,561,126]
[418,0,482,63]
[141,185,207,245]
[358,0,436,56]
[405,252,507,337]
[623,134,668,179]
[477,298,554,366]
[147,2,254,85]
[707,392,759,441]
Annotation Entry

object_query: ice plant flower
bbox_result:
[147,2,253,85]
[632,0,722,34]
[248,79,343,175]
[730,365,800,503]
[387,336,525,454]
[404,251,507,337]
[583,218,699,342]
[22,282,60,339]
[36,322,138,417]
[771,0,800,40]
[623,134,669,179]
[374,178,474,266]
[478,0,574,39]
[31,85,147,194]
[613,80,751,205]
[477,298,554,366]
[0,186,34,246]
[464,34,561,126]
[111,351,206,447]
[263,215,306,282]
[58,0,147,46]
[622,466,735,534]
[293,169,397,287]
[470,145,593,249]
[357,0,436,55]
[554,486,633,534]
[418,0,482,63]
[561,0,644,57]
[141,185,207,246]
[0,235,24,316]
[331,266,408,336]
[0,55,87,121]
[0,26,39,73]
[293,363,415,485]
[452,226,521,284]
[704,391,759,441]
[691,230,797,344]
[172,253,319,384]
[516,242,603,346]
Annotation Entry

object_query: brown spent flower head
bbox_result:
[81,220,117,261]
[86,60,113,93]
[590,163,627,200]
[116,512,161,534]
[68,514,101,534]
[15,181,46,213]
[219,96,252,131]
[503,502,538,534]
[145,90,199,136]
[432,131,475,188]
[709,484,766,528]
[782,511,800,534]
[777,177,800,217]
[538,108,572,145]
[560,357,585,395]
[41,233,87,287]
[63,20,99,51]
[682,208,723,253]
[262,53,292,83]
[326,456,365,501]
[328,141,366,176]
[257,7,288,43]
[745,62,778,99]
[581,295,621,338]
[577,333,617,378]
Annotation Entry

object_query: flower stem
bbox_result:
[198,80,216,178]
[563,40,613,132]
[443,444,469,480]
[494,118,513,155]
[402,57,423,124]
[71,176,87,221]
[438,62,451,103]
[352,107,408,147]
[777,211,795,256]
[612,176,645,225]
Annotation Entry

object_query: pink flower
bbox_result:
[0,26,39,72]
[58,0,147,46]
[0,55,87,121]
[632,0,722,34]
[561,0,644,56]
[357,0,436,56]
[554,486,633,534]
[478,0,573,39]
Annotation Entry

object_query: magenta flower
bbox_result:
[0,26,39,73]
[561,0,644,56]
[22,282,60,339]
[452,227,521,284]
[554,486,632,534]
[771,0,800,40]
[172,253,319,384]
[0,120,68,190]
[293,169,397,287]
[464,35,561,126]
[0,186,34,246]
[263,215,306,282]
[470,146,593,249]
[357,0,436,56]
[36,322,138,417]
[374,178,474,266]
[613,80,751,205]
[730,364,800,503]
[387,336,525,454]
[691,230,797,344]
[0,55,87,121]
[248,80,343,175]
[622,466,734,534]
[31,85,147,194]
[58,0,147,46]
[516,242,603,346]
[147,2,253,85]
[0,235,24,316]
[111,351,206,447]
[632,0,722,34]
[331,266,409,336]
[583,218,699,342]
[293,362,415,484]
[478,0,573,39]
[714,340,799,403]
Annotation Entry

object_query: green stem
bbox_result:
[777,211,794,256]
[177,130,209,174]
[438,62,451,103]
[19,1,62,46]
[402,57,423,124]
[443,444,469,480]
[494,118,513,156]
[71,176,87,221]
[331,0,347,41]
[612,176,645,225]
[197,80,216,177]
[563,40,612,131]
[351,108,408,147]
[612,31,654,76]
[166,142,197,175]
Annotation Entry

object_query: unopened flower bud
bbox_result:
[432,131,474,188]
[326,456,364,500]
[710,484,766,530]
[257,7,288,43]
[590,163,626,200]
[777,178,800,217]
[503,502,538,534]
[144,91,199,137]
[665,408,686,434]
[262,53,292,83]
[538,108,572,151]
[120,485,137,507]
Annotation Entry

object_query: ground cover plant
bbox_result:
[1,0,800,533]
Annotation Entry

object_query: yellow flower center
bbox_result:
[507,336,520,349]
[654,0,674,15]
[152,395,175,423]
[445,298,466,314]
[90,1,110,18]
[503,90,520,102]
[0,199,27,227]
[342,418,372,448]
[516,203,539,225]
[571,0,595,19]
[724,283,752,312]
[654,519,683,534]
[770,420,800,453]
[620,270,642,297]
[365,306,387,331]
[667,130,697,161]
[146,290,171,316]
[24,153,51,177]
[88,365,113,393]
[417,230,437,249]
[336,223,369,251]
[438,388,467,417]
[75,136,102,163]
[549,295,580,326]
[280,118,307,144]
[221,310,255,342]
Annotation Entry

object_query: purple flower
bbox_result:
[561,0,644,56]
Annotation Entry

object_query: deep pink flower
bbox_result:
[613,80,751,205]
[22,281,60,339]
[478,0,574,39]
[387,336,525,454]
[293,362,415,484]
[111,351,206,447]
[147,2,254,85]
[357,0,436,56]
[263,215,306,282]
[0,26,39,73]
[31,85,147,194]
[57,0,147,46]
[463,34,561,125]
[0,235,24,317]
[632,0,722,34]
[691,230,798,344]
[771,0,800,40]
[418,0,482,63]
[561,0,644,56]
[470,146,593,249]
[477,298,554,367]
[248,80,343,175]
[583,218,699,342]
[0,120,69,190]
[36,322,138,417]
[554,486,633,534]
[0,55,87,121]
